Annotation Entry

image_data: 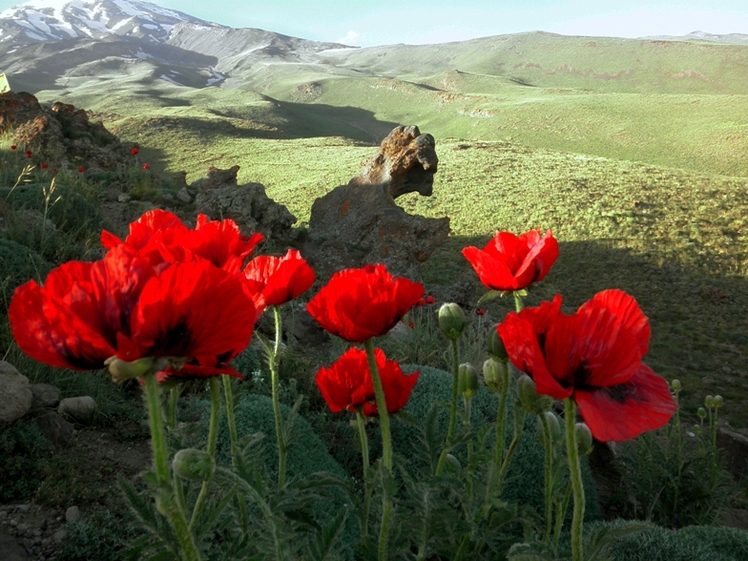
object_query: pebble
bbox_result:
[64,506,80,523]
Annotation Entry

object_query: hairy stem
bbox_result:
[564,398,585,561]
[436,338,460,476]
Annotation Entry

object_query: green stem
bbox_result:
[222,374,249,531]
[143,373,201,561]
[514,291,523,313]
[436,338,460,476]
[489,359,510,494]
[540,413,554,545]
[553,485,573,555]
[270,306,287,488]
[463,396,474,499]
[364,338,393,561]
[497,406,525,485]
[190,377,221,531]
[356,409,372,541]
[167,386,180,431]
[564,398,585,561]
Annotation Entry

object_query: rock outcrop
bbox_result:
[1,91,135,170]
[193,165,296,243]
[0,361,32,424]
[306,125,450,280]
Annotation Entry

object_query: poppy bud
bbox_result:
[692,424,702,436]
[517,374,553,414]
[458,363,479,399]
[105,356,155,383]
[482,358,506,393]
[438,302,468,340]
[697,407,707,420]
[536,411,562,448]
[445,453,461,472]
[487,326,508,361]
[575,423,593,456]
[705,395,714,408]
[713,395,723,408]
[172,448,215,482]
[671,379,681,392]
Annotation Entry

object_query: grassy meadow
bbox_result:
[6,32,748,428]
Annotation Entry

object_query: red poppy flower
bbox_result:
[131,147,139,155]
[9,246,255,379]
[416,298,425,307]
[41,163,48,169]
[242,249,315,312]
[143,163,150,170]
[476,307,486,316]
[497,289,676,442]
[407,321,415,328]
[78,166,85,173]
[101,210,263,275]
[10,145,16,150]
[315,347,420,416]
[26,150,33,159]
[306,264,424,342]
[52,168,58,173]
[424,295,436,305]
[462,229,559,291]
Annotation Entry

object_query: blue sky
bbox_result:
[2,0,748,46]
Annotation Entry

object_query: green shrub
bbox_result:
[56,508,136,561]
[0,422,54,502]
[0,238,51,308]
[394,364,603,522]
[593,520,748,561]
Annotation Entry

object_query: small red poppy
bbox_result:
[26,150,33,159]
[463,229,559,292]
[315,347,420,416]
[242,249,315,313]
[424,295,436,305]
[143,163,150,170]
[131,147,139,155]
[10,145,17,150]
[476,308,486,316]
[497,289,676,442]
[306,264,424,342]
[407,321,415,328]
[78,166,85,173]
[416,298,425,307]
[52,168,58,173]
[41,163,48,169]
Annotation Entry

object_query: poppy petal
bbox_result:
[581,289,650,356]
[462,246,518,290]
[575,364,678,442]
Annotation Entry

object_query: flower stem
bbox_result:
[564,398,585,561]
[222,374,249,531]
[463,395,474,499]
[364,338,393,561]
[356,409,371,541]
[540,412,555,545]
[270,306,287,488]
[189,377,220,531]
[436,338,460,476]
[143,372,201,561]
[489,359,510,494]
[514,291,523,313]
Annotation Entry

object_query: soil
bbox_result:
[0,428,151,561]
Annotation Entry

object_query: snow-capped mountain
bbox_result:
[0,0,214,46]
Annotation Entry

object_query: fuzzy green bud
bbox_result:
[458,363,479,399]
[105,356,155,384]
[517,374,553,414]
[438,302,468,340]
[445,453,461,473]
[575,423,594,456]
[537,411,562,448]
[692,424,702,436]
[705,395,715,408]
[671,379,682,392]
[487,326,508,361]
[697,407,708,420]
[482,358,505,394]
[713,395,724,408]
[172,448,215,482]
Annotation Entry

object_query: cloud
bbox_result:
[335,30,359,45]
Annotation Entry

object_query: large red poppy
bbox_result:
[9,245,256,379]
[306,264,424,342]
[315,347,420,416]
[462,229,559,291]
[101,210,263,274]
[242,249,315,312]
[497,289,676,442]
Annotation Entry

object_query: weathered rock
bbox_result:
[30,383,61,408]
[306,125,450,280]
[717,422,748,478]
[176,187,192,203]
[194,174,296,242]
[0,362,32,424]
[190,165,240,193]
[64,506,80,524]
[0,91,135,171]
[57,396,96,423]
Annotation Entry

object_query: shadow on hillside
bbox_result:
[148,102,401,143]
[424,235,748,426]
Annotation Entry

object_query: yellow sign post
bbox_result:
[0,74,10,94]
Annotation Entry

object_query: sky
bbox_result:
[1,0,748,47]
